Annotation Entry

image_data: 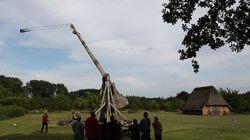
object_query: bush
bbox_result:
[163,99,184,112]
[0,105,26,120]
[74,98,89,109]
[0,97,28,108]
[51,95,71,111]
[27,98,53,110]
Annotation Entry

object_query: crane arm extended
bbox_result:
[20,23,108,77]
[70,24,107,77]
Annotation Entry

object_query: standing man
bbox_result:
[106,116,122,140]
[139,112,151,140]
[85,111,99,140]
[72,117,84,140]
[100,117,108,140]
[41,113,48,133]
[152,116,162,140]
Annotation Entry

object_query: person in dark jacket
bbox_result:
[130,119,140,140]
[152,116,162,140]
[107,116,122,140]
[139,112,151,140]
[41,113,48,133]
[100,117,107,140]
[85,111,99,140]
[72,117,84,140]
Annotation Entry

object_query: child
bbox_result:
[152,116,162,140]
[232,117,238,132]
[130,119,140,140]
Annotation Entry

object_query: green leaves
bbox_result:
[163,0,250,72]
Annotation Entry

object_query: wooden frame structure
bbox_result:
[20,23,129,122]
[71,24,128,122]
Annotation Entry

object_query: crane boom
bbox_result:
[70,24,107,77]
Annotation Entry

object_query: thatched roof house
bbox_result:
[183,86,232,115]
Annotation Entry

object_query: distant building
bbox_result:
[182,86,232,115]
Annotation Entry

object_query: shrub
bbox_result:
[51,95,71,111]
[74,98,89,109]
[27,98,53,110]
[0,105,26,120]
[0,97,28,108]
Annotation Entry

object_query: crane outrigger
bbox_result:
[20,23,129,122]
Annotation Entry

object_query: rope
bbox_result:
[20,23,71,33]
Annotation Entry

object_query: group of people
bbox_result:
[130,112,163,140]
[71,111,163,140]
[72,111,123,140]
[40,111,163,140]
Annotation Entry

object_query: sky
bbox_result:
[0,0,249,97]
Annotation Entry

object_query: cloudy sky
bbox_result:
[0,0,249,97]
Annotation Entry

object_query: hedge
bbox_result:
[0,105,26,120]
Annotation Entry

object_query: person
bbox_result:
[41,113,48,133]
[232,117,238,132]
[152,116,162,140]
[72,117,85,140]
[130,119,140,140]
[100,117,107,140]
[72,111,81,124]
[85,111,99,140]
[107,116,122,140]
[72,111,78,121]
[139,112,151,140]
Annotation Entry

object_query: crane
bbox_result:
[20,23,129,122]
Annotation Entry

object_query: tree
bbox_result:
[26,80,56,98]
[0,85,12,99]
[27,98,53,110]
[74,98,89,109]
[162,0,250,72]
[0,75,24,96]
[52,94,71,111]
[126,96,144,109]
[55,84,68,95]
[0,97,28,108]
[176,91,190,101]
[164,97,185,111]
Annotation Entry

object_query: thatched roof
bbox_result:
[183,86,231,111]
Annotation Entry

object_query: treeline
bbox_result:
[126,91,189,111]
[0,75,250,118]
[0,75,190,112]
[218,88,250,113]
[0,75,101,111]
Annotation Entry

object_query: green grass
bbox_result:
[0,111,250,140]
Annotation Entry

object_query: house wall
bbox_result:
[202,106,231,115]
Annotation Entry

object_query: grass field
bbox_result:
[0,111,250,140]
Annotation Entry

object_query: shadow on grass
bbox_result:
[0,131,131,140]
